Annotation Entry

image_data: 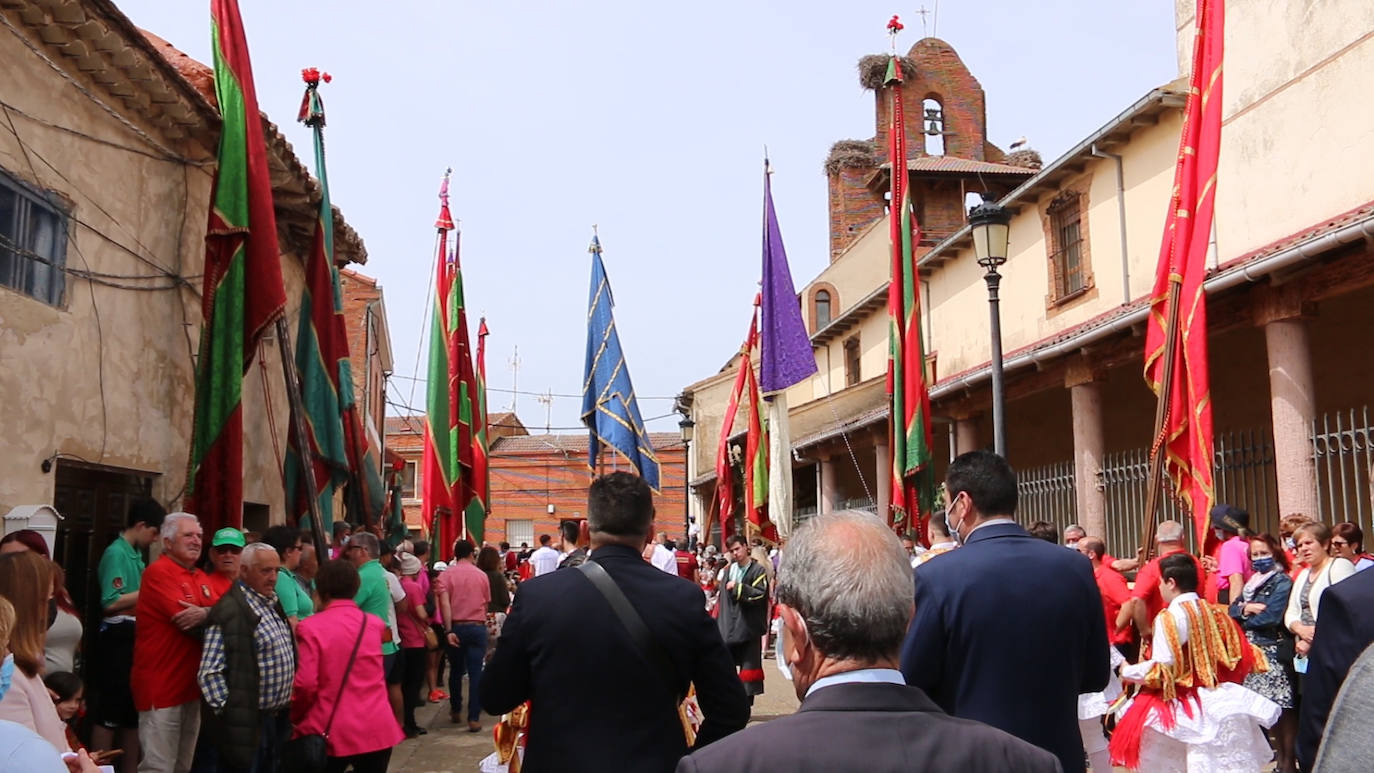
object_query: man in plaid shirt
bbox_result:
[197,542,296,772]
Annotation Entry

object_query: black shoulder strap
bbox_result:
[577,560,683,703]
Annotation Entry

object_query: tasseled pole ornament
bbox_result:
[298,67,331,127]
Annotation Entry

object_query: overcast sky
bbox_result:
[117,0,1178,433]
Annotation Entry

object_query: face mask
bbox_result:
[0,654,13,702]
[945,510,963,547]
[1065,542,1079,550]
[1284,537,1296,550]
[1252,557,1276,574]
[1214,529,1227,543]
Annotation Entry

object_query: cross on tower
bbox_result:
[917,6,931,37]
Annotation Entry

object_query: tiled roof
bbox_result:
[386,411,523,436]
[492,433,683,454]
[878,156,1037,176]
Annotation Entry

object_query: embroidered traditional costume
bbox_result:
[1110,592,1280,772]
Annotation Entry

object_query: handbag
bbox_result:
[281,612,368,773]
[423,624,440,651]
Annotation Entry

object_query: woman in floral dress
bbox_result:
[1230,533,1297,773]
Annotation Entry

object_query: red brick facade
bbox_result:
[338,269,387,446]
[826,38,1030,260]
[382,415,686,549]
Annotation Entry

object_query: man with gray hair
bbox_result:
[132,512,221,773]
[1119,519,1207,637]
[197,542,294,772]
[678,510,1059,772]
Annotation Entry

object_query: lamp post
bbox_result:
[678,416,695,545]
[968,197,1012,458]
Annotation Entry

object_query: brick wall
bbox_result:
[339,269,385,442]
[828,167,886,259]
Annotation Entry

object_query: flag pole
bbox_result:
[1139,279,1182,562]
[277,316,329,559]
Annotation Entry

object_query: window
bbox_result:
[843,336,861,387]
[506,519,533,548]
[401,460,418,499]
[815,289,832,328]
[1048,192,1088,302]
[0,169,67,306]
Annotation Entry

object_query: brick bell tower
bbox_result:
[825,38,1039,262]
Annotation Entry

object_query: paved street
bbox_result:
[390,668,802,772]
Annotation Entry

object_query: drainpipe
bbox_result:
[1090,144,1130,304]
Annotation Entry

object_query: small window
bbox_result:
[506,519,533,548]
[1049,192,1087,300]
[815,289,832,328]
[0,169,67,306]
[843,336,861,387]
[401,460,418,499]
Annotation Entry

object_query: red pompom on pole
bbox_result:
[887,15,904,34]
[298,67,330,127]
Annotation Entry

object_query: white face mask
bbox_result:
[945,501,966,546]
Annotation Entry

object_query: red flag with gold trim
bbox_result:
[1144,0,1223,551]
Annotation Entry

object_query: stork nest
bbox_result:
[1004,148,1044,170]
[858,55,918,90]
[824,139,880,176]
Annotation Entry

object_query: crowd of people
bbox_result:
[0,450,1372,772]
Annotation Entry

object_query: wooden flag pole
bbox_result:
[1139,277,1183,563]
[276,316,329,560]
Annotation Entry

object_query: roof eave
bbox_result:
[917,87,1186,271]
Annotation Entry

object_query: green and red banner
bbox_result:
[285,68,386,534]
[471,318,491,540]
[884,24,937,542]
[710,300,778,544]
[422,173,481,555]
[187,0,287,534]
[1144,0,1222,552]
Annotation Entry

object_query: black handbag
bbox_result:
[281,612,368,773]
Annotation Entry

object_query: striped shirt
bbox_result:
[198,583,296,711]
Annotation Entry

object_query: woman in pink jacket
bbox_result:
[291,560,403,773]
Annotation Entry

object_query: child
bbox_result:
[1110,553,1281,771]
[44,670,86,753]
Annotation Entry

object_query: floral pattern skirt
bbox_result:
[1243,639,1296,709]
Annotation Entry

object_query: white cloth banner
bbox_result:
[768,392,792,540]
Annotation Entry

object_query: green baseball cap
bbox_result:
[211,528,246,548]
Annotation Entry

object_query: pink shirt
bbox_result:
[398,577,428,649]
[436,560,491,624]
[1216,535,1252,592]
[291,600,403,757]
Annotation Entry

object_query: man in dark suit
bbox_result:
[678,509,1060,773]
[482,472,749,772]
[900,450,1109,773]
[1298,563,1374,771]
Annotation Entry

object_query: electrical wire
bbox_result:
[389,373,678,401]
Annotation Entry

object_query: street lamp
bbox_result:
[968,197,1012,458]
[678,416,695,546]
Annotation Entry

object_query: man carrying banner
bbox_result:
[717,534,770,711]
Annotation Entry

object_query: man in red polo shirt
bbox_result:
[1119,520,1208,640]
[132,512,221,773]
[1077,536,1136,660]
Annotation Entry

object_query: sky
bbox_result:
[117,0,1179,434]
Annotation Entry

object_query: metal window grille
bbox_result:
[1099,429,1277,557]
[0,168,67,306]
[1048,194,1085,300]
[1016,460,1077,536]
[1311,406,1373,534]
[505,519,534,548]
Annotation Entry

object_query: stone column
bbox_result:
[875,439,891,520]
[1263,310,1318,519]
[954,418,980,457]
[1068,370,1107,539]
[819,456,836,515]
